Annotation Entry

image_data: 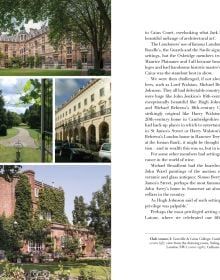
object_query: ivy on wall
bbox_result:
[14,174,33,236]
[38,187,68,224]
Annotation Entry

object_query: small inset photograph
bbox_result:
[0,0,111,76]
[55,78,111,162]
[0,165,111,279]
[0,78,52,163]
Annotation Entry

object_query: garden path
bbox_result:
[0,127,37,148]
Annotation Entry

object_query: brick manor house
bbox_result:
[0,170,95,257]
[0,26,111,69]
[56,79,111,150]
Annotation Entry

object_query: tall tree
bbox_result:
[0,165,21,181]
[94,0,111,36]
[0,216,21,255]
[0,51,5,67]
[14,174,33,236]
[88,176,111,246]
[6,111,21,128]
[0,90,7,126]
[48,0,110,69]
[0,0,111,69]
[25,103,41,129]
[72,196,88,226]
[6,111,13,128]
[19,79,42,105]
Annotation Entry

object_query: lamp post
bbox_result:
[14,140,23,162]
[13,220,18,227]
[13,220,21,263]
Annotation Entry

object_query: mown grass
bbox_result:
[0,127,19,140]
[0,145,41,162]
[0,68,83,76]
[0,259,111,279]
[25,127,41,146]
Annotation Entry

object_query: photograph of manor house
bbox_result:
[0,26,111,74]
[0,0,111,76]
[0,165,111,278]
[55,78,111,162]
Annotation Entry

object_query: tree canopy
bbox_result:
[72,176,111,247]
[72,196,88,227]
[88,175,111,246]
[0,90,7,127]
[0,0,111,69]
[14,174,33,237]
[0,216,21,256]
[0,165,21,181]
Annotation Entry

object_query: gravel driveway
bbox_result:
[0,127,37,148]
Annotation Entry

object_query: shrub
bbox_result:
[21,253,31,263]
[1,262,25,280]
[27,56,35,68]
[55,263,71,280]
[35,55,42,68]
[59,256,69,262]
[87,69,108,76]
[0,124,7,136]
[77,60,82,69]
[10,57,22,68]
[78,269,96,280]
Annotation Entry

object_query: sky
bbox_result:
[22,165,111,223]
[0,78,33,114]
[24,20,45,32]
[2,20,45,34]
[55,79,94,109]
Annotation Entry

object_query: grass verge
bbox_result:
[0,145,41,162]
[0,68,83,76]
[0,127,19,140]
[25,127,41,145]
[0,259,111,280]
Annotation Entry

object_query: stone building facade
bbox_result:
[0,170,95,257]
[0,26,111,69]
[55,79,111,150]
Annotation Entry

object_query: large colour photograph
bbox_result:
[0,0,111,76]
[55,78,111,163]
[0,78,52,163]
[0,165,111,279]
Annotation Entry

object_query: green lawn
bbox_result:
[25,127,41,146]
[0,127,19,140]
[0,68,83,76]
[0,145,41,162]
[0,259,111,280]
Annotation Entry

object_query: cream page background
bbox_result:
[112,0,220,279]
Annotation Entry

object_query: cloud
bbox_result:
[55,79,80,97]
[5,106,28,114]
[55,79,91,108]
[1,78,18,87]
[0,78,30,114]
[24,20,46,32]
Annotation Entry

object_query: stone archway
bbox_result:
[63,130,68,141]
[88,125,96,147]
[99,122,109,144]
[69,129,73,143]
[60,131,63,141]
[80,127,87,146]
[73,128,80,143]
